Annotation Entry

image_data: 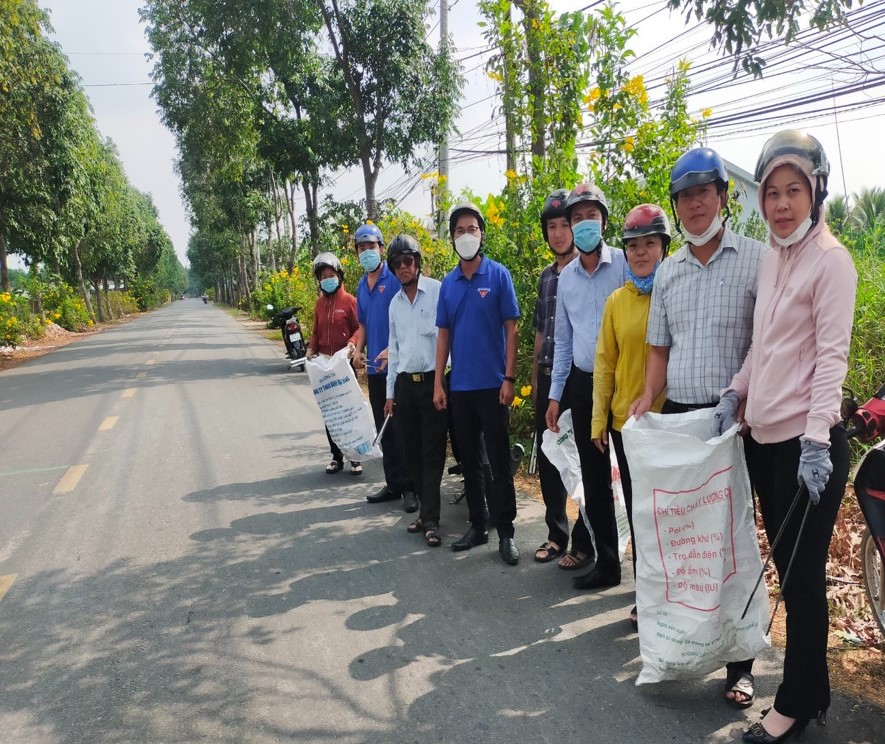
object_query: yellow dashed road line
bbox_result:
[0,575,16,603]
[53,464,88,495]
[98,416,118,431]
[122,388,135,398]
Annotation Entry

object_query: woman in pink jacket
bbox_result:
[712,131,857,743]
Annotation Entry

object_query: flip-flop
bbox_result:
[325,460,343,474]
[407,519,423,534]
[424,526,442,547]
[350,462,363,476]
[724,671,755,709]
[558,549,593,571]
[534,542,563,563]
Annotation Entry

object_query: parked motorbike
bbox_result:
[267,304,307,372]
[842,382,885,637]
[201,294,208,304]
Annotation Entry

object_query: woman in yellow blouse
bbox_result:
[591,204,669,629]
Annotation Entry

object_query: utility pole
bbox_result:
[437,0,450,237]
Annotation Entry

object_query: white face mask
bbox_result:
[770,213,813,248]
[454,233,481,261]
[682,213,723,246]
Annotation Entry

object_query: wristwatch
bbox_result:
[503,376,516,383]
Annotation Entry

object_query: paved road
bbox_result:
[0,300,881,744]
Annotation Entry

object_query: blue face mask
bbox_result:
[626,263,659,295]
[320,277,340,294]
[358,249,381,272]
[572,219,603,253]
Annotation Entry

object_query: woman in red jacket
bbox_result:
[306,252,361,475]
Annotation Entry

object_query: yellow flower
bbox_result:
[342,225,350,234]
[583,87,601,111]
[701,107,713,118]
[486,199,505,228]
[487,70,503,83]
[511,396,524,407]
[622,75,648,107]
[621,135,635,153]
[505,169,518,181]
[520,385,532,398]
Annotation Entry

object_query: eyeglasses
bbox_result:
[391,255,416,269]
[453,225,481,237]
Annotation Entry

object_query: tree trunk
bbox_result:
[284,179,298,272]
[361,152,379,221]
[0,232,9,292]
[302,179,321,255]
[518,0,547,165]
[92,279,105,322]
[71,241,96,322]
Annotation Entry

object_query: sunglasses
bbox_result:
[391,255,416,269]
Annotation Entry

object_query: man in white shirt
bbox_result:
[384,235,447,547]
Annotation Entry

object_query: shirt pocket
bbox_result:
[711,283,753,333]
[418,307,436,336]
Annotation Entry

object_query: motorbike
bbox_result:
[267,304,307,372]
[201,294,208,304]
[842,381,885,637]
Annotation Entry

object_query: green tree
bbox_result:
[850,187,885,232]
[667,0,857,76]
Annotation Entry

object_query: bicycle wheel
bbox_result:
[861,527,885,638]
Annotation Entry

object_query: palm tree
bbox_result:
[826,194,850,237]
[850,187,885,230]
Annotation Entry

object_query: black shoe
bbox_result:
[366,486,400,504]
[499,538,519,565]
[451,526,488,552]
[402,491,419,513]
[742,718,809,743]
[447,463,463,476]
[572,566,621,590]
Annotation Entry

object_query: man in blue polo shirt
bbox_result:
[433,202,521,566]
[351,222,416,511]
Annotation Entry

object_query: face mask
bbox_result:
[454,233,481,261]
[770,213,813,248]
[626,263,659,295]
[572,220,602,253]
[682,213,722,246]
[358,249,381,272]
[320,277,340,294]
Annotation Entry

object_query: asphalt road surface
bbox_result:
[1,300,882,743]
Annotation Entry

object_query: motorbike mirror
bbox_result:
[266,304,274,311]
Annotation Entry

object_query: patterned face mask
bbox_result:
[626,263,659,294]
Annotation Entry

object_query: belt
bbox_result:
[399,371,434,383]
[538,366,552,377]
[570,365,593,380]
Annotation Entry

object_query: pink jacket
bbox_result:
[729,221,857,445]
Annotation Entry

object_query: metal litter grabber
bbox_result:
[741,484,813,634]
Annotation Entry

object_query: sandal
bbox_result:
[534,541,563,563]
[350,462,363,476]
[424,525,442,547]
[558,549,592,571]
[326,459,344,474]
[724,670,755,709]
[407,519,423,534]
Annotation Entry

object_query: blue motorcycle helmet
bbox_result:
[669,147,730,232]
[354,223,384,247]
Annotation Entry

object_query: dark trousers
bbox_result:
[568,367,617,569]
[661,397,753,678]
[535,369,570,548]
[609,428,636,578]
[745,425,849,719]
[450,388,517,539]
[394,372,447,526]
[367,373,411,493]
[326,426,344,463]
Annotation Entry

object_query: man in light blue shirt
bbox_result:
[545,183,627,590]
[383,235,447,547]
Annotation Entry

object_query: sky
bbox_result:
[36,0,885,267]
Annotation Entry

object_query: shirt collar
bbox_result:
[574,241,612,276]
[454,255,488,280]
